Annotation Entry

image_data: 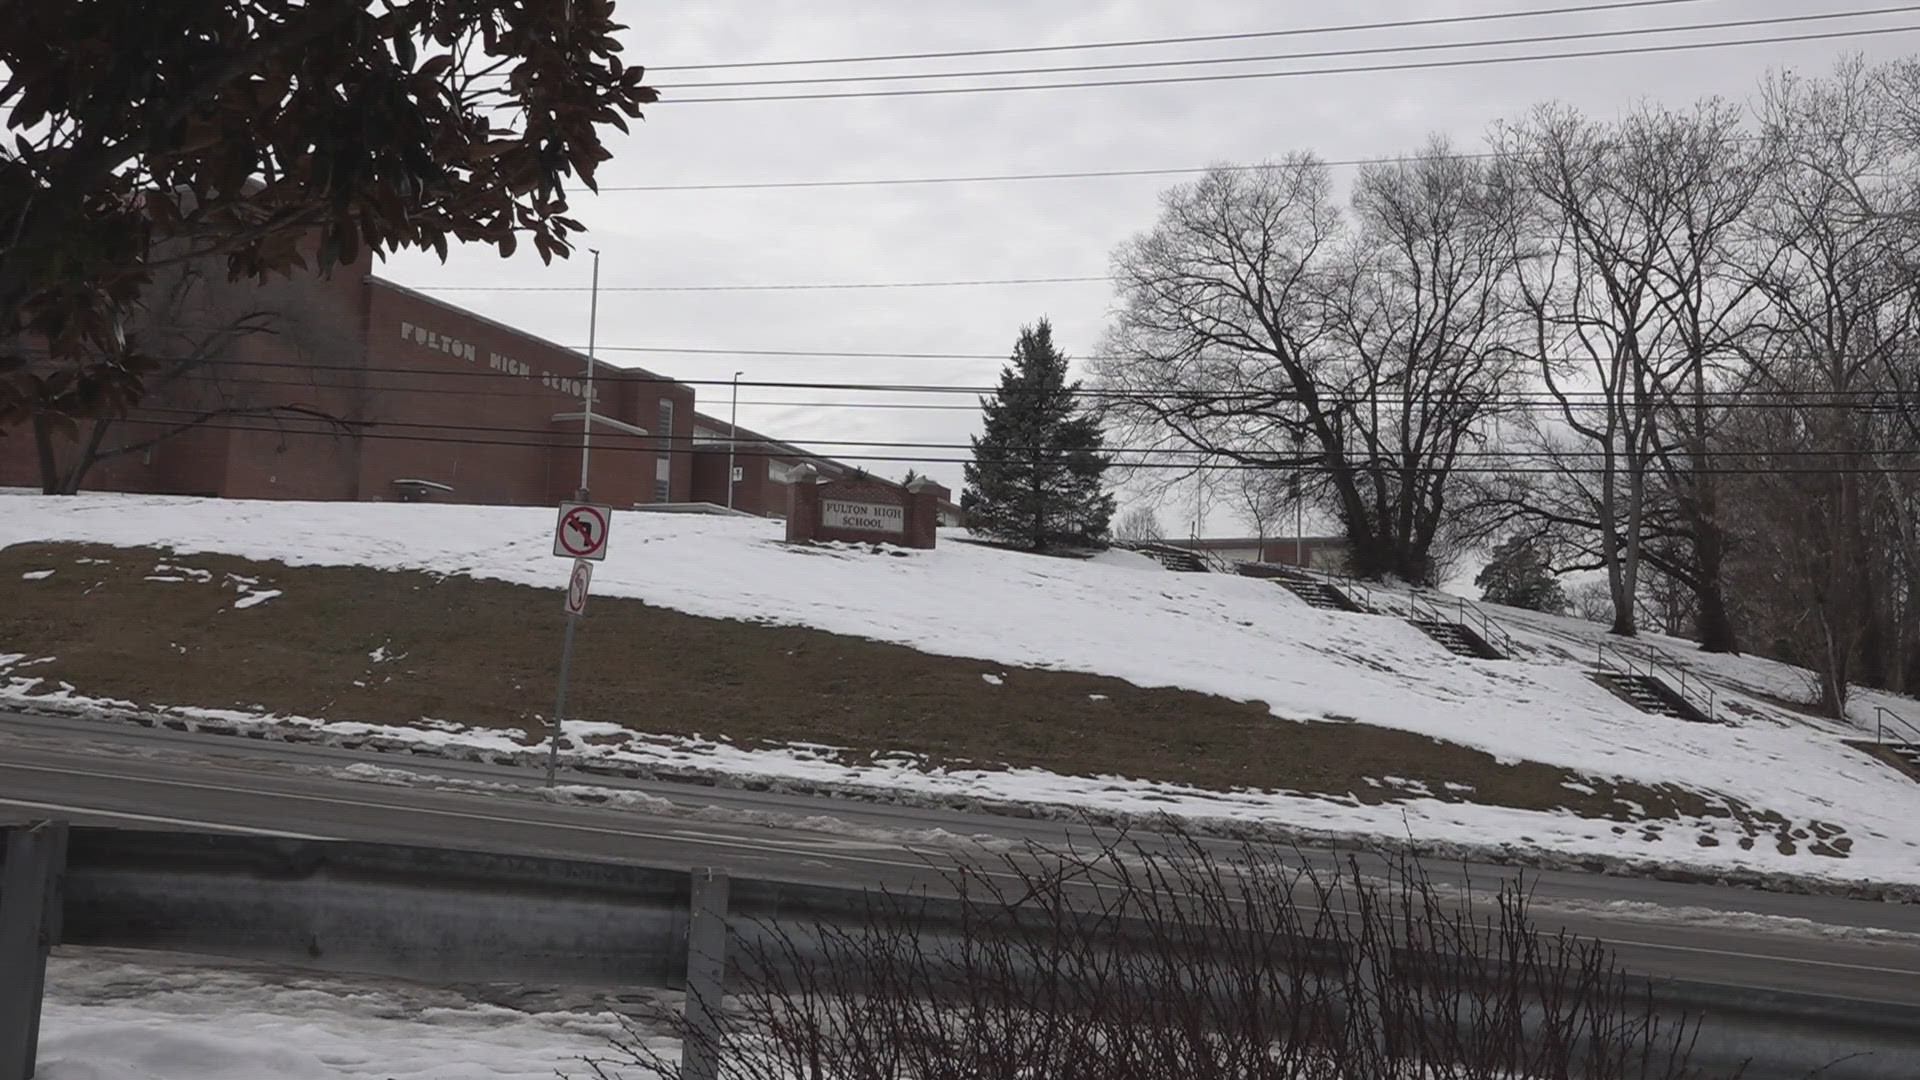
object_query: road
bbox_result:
[5,705,1920,1008]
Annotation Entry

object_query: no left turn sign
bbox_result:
[553,501,612,561]
[563,559,593,617]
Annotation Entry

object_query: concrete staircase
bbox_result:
[1410,619,1504,660]
[1278,577,1366,613]
[1591,641,1717,724]
[1594,670,1711,723]
[1887,744,1920,774]
[1406,592,1512,660]
[1122,542,1212,573]
[1867,707,1920,780]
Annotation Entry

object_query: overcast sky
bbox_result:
[380,0,1920,529]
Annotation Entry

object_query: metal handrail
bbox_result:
[1595,640,1716,722]
[1196,547,1238,574]
[1125,541,1211,571]
[1317,566,1375,613]
[1259,560,1376,612]
[1410,590,1515,659]
[1408,591,1447,629]
[1875,705,1920,747]
[1456,595,1517,659]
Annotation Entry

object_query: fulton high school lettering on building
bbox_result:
[2,247,960,524]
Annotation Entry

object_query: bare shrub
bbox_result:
[597,833,1737,1080]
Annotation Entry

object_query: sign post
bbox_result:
[548,504,610,787]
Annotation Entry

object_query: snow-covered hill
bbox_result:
[5,493,1919,886]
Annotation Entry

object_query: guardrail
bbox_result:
[1596,640,1717,723]
[8,825,1920,1079]
[1408,590,1515,659]
[1875,705,1920,748]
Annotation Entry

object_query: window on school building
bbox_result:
[655,399,675,502]
[769,460,791,484]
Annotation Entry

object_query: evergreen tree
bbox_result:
[963,320,1115,550]
[1476,535,1568,613]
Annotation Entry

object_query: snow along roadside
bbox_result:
[37,947,673,1080]
[327,759,1920,947]
[7,689,1919,904]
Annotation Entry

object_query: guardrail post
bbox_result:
[681,869,729,1080]
[1,821,67,1080]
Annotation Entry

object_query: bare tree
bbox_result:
[1231,467,1296,558]
[1567,578,1618,626]
[1629,102,1771,654]
[28,255,359,494]
[1113,504,1166,545]
[1096,143,1516,584]
[1728,59,1920,715]
[1486,102,1765,647]
[613,833,1737,1080]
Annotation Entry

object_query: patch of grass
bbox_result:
[0,542,1813,838]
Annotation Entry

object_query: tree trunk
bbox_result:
[1686,355,1738,653]
[1691,522,1740,654]
[1030,453,1045,552]
[1817,608,1851,720]
[58,417,115,495]
[31,412,61,495]
[1597,450,1637,637]
[1613,446,1649,637]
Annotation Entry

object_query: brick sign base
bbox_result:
[786,469,939,549]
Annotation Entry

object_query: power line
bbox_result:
[662,24,1920,104]
[607,163,1316,193]
[123,403,1920,457]
[584,344,1023,358]
[412,276,1109,293]
[163,370,1920,419]
[97,413,1920,476]
[597,124,1896,192]
[179,355,1920,394]
[648,0,1723,71]
[659,6,1920,91]
[156,360,1920,413]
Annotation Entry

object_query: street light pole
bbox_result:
[577,249,601,502]
[727,371,741,510]
[1291,422,1304,568]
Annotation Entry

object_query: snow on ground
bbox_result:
[4,494,1920,885]
[1082,546,1164,572]
[36,948,668,1080]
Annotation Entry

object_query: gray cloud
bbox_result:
[382,0,1920,494]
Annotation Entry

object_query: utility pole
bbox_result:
[1295,481,1304,568]
[1291,425,1305,567]
[1192,465,1203,541]
[551,250,601,787]
[727,371,741,510]
[576,248,601,502]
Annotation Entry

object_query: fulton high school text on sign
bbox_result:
[822,500,904,534]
